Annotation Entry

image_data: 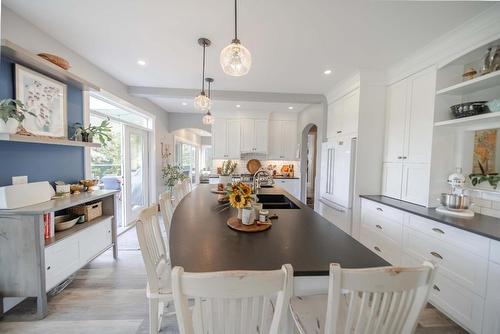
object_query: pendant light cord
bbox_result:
[234,0,238,41]
[201,43,206,93]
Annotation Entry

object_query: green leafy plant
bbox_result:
[221,160,237,176]
[72,118,112,145]
[162,164,188,190]
[0,98,35,124]
[469,160,500,189]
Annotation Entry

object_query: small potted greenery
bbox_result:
[72,118,112,145]
[0,98,35,134]
[219,160,237,185]
[162,164,188,192]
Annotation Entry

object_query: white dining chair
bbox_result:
[182,178,192,195]
[172,264,294,334]
[172,183,184,207]
[135,204,174,333]
[289,262,436,334]
[159,191,175,253]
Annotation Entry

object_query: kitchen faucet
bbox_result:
[253,168,271,194]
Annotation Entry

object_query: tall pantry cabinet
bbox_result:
[382,66,436,206]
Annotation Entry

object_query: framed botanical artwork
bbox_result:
[15,64,67,138]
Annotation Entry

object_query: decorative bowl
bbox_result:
[70,184,84,194]
[80,179,99,191]
[55,215,80,231]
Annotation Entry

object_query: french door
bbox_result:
[124,127,149,223]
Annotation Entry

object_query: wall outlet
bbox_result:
[12,176,28,185]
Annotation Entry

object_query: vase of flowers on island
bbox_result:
[226,182,254,222]
[219,160,237,188]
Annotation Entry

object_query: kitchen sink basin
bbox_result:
[256,194,300,209]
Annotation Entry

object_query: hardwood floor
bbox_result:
[0,226,467,334]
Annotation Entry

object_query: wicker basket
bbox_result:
[38,53,71,70]
[69,201,102,222]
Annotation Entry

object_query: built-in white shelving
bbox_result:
[434,112,500,128]
[436,70,500,96]
[1,39,100,91]
[0,133,101,148]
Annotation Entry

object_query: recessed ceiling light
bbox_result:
[181,102,188,106]
[323,69,332,75]
[288,106,294,110]
[137,59,147,66]
[236,104,241,108]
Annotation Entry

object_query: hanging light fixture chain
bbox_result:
[234,0,238,41]
[201,43,206,93]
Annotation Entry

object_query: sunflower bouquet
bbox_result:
[226,182,254,209]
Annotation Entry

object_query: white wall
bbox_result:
[1,6,170,198]
[298,104,323,209]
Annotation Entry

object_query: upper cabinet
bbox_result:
[327,88,360,138]
[268,120,298,160]
[240,119,268,154]
[382,67,436,206]
[212,118,241,159]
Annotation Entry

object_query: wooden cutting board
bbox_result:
[226,217,272,233]
[246,159,262,174]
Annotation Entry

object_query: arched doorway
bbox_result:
[300,124,318,209]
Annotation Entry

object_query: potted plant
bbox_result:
[72,118,112,145]
[226,182,254,220]
[0,98,35,134]
[219,160,237,186]
[162,164,188,192]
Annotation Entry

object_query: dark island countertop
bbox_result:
[360,195,500,242]
[170,185,388,276]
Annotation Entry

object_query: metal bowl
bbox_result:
[439,193,471,211]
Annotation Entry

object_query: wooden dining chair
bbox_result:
[289,262,436,334]
[171,264,294,334]
[136,204,174,333]
[159,191,175,253]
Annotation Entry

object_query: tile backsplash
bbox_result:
[212,158,300,176]
[464,188,500,218]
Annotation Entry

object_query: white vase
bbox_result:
[0,119,18,134]
[241,207,254,225]
[219,175,232,187]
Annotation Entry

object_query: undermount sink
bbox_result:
[256,194,300,209]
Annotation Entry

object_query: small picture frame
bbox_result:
[15,64,67,138]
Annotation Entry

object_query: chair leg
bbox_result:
[149,298,160,333]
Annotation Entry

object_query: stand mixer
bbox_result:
[436,168,475,217]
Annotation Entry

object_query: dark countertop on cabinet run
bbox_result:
[170,185,388,276]
[360,195,500,241]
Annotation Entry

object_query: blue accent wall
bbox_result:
[0,57,85,186]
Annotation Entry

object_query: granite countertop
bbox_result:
[360,195,500,241]
[169,185,388,276]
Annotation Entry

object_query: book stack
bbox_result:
[44,212,55,239]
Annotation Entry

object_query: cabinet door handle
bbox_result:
[397,156,403,159]
[433,285,440,292]
[374,246,381,252]
[430,251,443,260]
[402,156,408,159]
[432,228,445,234]
[376,207,383,212]
[336,130,342,134]
[375,224,383,230]
[47,266,51,270]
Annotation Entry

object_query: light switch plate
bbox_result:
[12,176,28,185]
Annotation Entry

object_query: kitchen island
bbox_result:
[170,184,388,277]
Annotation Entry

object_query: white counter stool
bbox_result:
[289,262,436,334]
[172,264,293,334]
[136,205,174,333]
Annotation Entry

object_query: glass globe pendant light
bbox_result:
[194,38,212,111]
[202,77,214,125]
[220,0,251,76]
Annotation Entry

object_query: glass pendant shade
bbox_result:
[220,41,252,76]
[194,92,211,111]
[202,112,214,125]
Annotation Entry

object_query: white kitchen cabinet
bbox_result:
[318,200,352,234]
[212,118,241,159]
[381,162,403,199]
[240,119,268,154]
[483,261,500,334]
[381,67,436,205]
[274,178,301,199]
[327,89,359,138]
[267,120,297,160]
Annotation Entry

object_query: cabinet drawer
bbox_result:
[79,218,112,265]
[403,227,488,296]
[430,272,484,334]
[490,239,500,265]
[45,236,80,291]
[361,209,402,243]
[406,214,489,258]
[360,226,400,265]
[318,201,351,234]
[361,199,404,224]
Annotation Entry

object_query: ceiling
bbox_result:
[3,0,493,113]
